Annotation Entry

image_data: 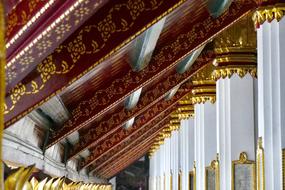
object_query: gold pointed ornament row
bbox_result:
[4,165,112,190]
[252,4,285,28]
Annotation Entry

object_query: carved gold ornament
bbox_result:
[253,4,285,28]
[214,14,257,81]
[212,65,257,81]
[4,164,112,190]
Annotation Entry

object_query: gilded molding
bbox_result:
[253,4,285,28]
[191,63,216,104]
[192,95,216,104]
[212,66,257,80]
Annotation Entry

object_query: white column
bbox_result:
[170,130,179,190]
[180,120,189,190]
[188,118,195,172]
[165,138,171,190]
[149,157,154,190]
[217,74,256,190]
[257,17,285,189]
[194,102,216,190]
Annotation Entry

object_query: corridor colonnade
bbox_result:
[149,3,285,190]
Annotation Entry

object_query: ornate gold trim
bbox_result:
[232,152,256,190]
[212,66,257,81]
[253,4,285,28]
[5,0,188,125]
[191,95,216,104]
[256,137,265,190]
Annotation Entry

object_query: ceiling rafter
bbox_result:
[95,118,170,177]
[79,101,175,169]
[66,52,212,160]
[78,78,197,170]
[45,0,255,148]
[100,140,154,179]
[5,0,186,126]
[6,0,108,92]
[90,118,171,174]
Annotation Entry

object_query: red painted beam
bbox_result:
[79,106,173,170]
[78,79,194,169]
[100,140,154,179]
[43,0,255,147]
[66,58,205,159]
[90,118,170,174]
[6,0,108,92]
[95,118,169,176]
[5,0,187,126]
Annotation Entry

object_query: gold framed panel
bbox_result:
[205,158,220,190]
[232,152,256,190]
[256,137,265,190]
[282,149,285,189]
[170,171,173,190]
[179,170,182,190]
[163,173,166,189]
[189,162,196,190]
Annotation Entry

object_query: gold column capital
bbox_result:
[213,14,257,81]
[191,64,216,104]
[253,4,285,28]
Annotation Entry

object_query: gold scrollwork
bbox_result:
[253,4,285,28]
[5,56,74,115]
[256,137,265,190]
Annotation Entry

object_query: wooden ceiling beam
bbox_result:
[44,0,255,147]
[5,0,186,126]
[99,140,154,179]
[5,0,109,92]
[67,59,204,160]
[78,92,179,169]
[90,118,170,174]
